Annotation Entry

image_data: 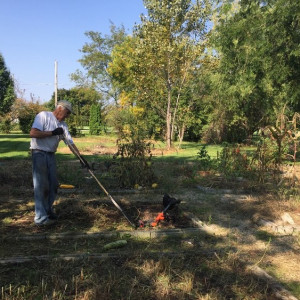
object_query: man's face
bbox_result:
[56,107,71,121]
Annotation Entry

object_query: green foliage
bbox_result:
[251,109,299,184]
[47,87,103,129]
[196,107,299,187]
[265,0,300,112]
[251,137,280,183]
[68,126,79,137]
[210,1,267,141]
[0,115,12,133]
[217,143,250,178]
[18,101,45,133]
[197,145,213,170]
[0,53,16,114]
[71,0,300,148]
[70,23,127,104]
[205,140,275,182]
[89,104,102,135]
[209,0,300,142]
[109,107,156,188]
[108,0,212,148]
[113,138,156,188]
[109,106,148,142]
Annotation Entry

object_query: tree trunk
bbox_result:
[177,123,185,149]
[166,89,172,150]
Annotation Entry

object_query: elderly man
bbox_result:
[30,100,88,226]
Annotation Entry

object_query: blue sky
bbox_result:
[0,0,146,103]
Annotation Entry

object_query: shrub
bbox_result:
[217,143,250,178]
[197,145,213,171]
[16,100,45,133]
[109,108,156,188]
[112,138,156,188]
[0,115,12,133]
[89,104,102,135]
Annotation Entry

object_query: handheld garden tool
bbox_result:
[64,137,137,228]
[151,194,181,227]
[139,194,181,228]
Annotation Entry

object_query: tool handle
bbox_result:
[64,137,136,228]
[80,155,91,169]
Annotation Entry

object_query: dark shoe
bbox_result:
[36,218,57,226]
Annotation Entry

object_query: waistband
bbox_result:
[31,149,55,154]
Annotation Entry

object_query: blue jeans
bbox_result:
[32,150,58,224]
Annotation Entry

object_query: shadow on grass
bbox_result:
[0,140,30,154]
[0,229,281,299]
[0,189,299,298]
[0,134,30,139]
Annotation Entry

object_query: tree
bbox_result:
[175,53,216,144]
[209,1,267,142]
[138,0,212,149]
[89,104,102,135]
[264,0,300,113]
[109,0,212,149]
[70,23,127,105]
[0,53,16,115]
[107,36,163,139]
[47,87,103,129]
[209,0,300,142]
[15,99,46,133]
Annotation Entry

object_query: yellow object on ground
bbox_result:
[59,184,75,189]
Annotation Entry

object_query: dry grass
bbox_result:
[0,152,299,298]
[0,253,275,299]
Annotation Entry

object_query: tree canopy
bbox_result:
[0,53,15,115]
[108,0,212,148]
[71,0,300,145]
[70,23,127,105]
[208,0,300,142]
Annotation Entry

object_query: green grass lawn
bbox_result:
[0,132,222,162]
[0,133,31,159]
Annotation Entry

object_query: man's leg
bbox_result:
[47,153,59,218]
[32,151,50,224]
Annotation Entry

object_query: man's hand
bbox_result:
[80,155,91,169]
[52,128,64,136]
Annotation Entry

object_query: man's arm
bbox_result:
[30,127,63,138]
[30,128,52,138]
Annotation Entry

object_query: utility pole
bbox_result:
[54,60,58,106]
